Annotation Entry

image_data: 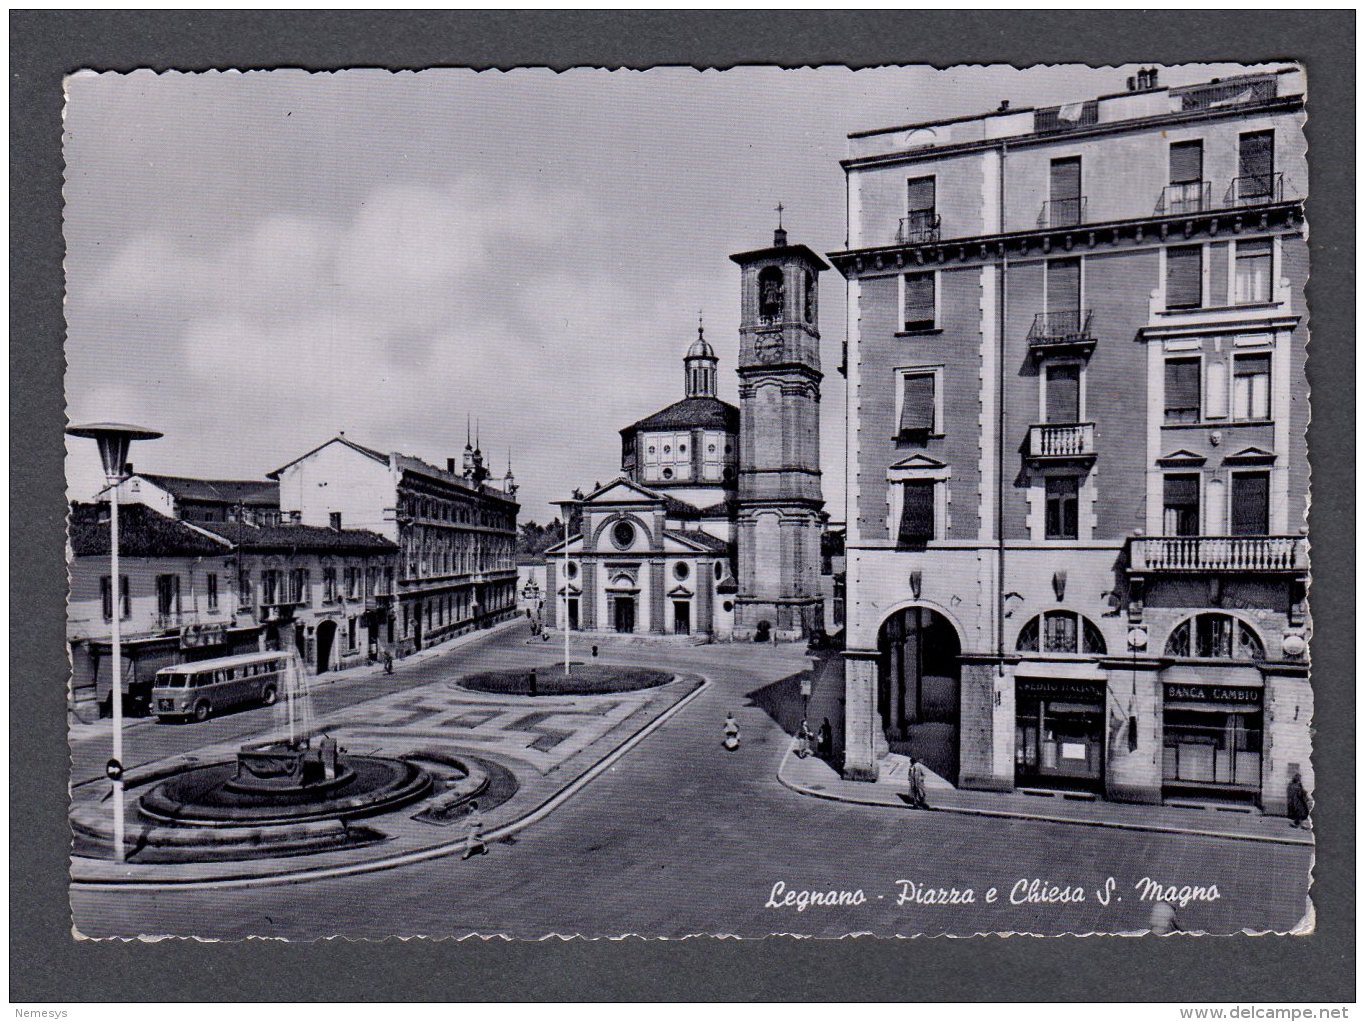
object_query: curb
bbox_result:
[71,675,711,891]
[776,751,1315,848]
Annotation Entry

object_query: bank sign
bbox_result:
[1164,683,1261,705]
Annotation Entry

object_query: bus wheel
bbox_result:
[261,685,278,707]
[193,701,211,723]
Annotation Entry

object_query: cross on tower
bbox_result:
[775,202,785,229]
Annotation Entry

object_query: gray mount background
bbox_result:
[11,10,1355,1003]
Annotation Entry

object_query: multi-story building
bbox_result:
[67,500,396,715]
[831,66,1310,815]
[270,433,520,655]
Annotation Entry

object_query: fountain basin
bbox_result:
[139,754,432,827]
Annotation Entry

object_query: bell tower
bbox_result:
[730,212,828,639]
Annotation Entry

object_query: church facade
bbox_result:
[546,225,828,641]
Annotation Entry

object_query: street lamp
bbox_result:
[67,421,162,863]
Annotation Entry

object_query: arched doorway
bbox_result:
[877,606,962,784]
[316,620,338,674]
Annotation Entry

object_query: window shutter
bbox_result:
[1169,140,1203,184]
[907,176,935,213]
[1045,364,1081,423]
[1239,130,1275,181]
[1166,246,1202,308]
[899,373,935,434]
[1049,157,1081,201]
[1230,473,1270,536]
[903,273,935,328]
[1047,258,1081,313]
[1166,360,1200,406]
[898,481,935,545]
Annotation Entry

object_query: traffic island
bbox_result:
[459,664,673,696]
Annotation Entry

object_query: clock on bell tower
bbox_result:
[729,215,829,640]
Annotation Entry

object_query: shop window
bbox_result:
[1016,611,1107,655]
[1164,613,1265,661]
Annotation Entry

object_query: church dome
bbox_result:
[686,333,716,360]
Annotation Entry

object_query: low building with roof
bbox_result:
[67,500,401,717]
[114,470,281,525]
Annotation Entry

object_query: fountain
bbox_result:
[137,654,433,827]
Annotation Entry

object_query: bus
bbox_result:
[152,651,291,723]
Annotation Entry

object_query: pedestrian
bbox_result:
[1148,901,1182,935]
[382,649,394,675]
[817,717,833,760]
[795,719,814,758]
[1286,771,1312,829]
[462,800,487,859]
[723,712,740,751]
[907,757,929,809]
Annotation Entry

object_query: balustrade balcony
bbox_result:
[1128,535,1307,574]
[1026,422,1095,461]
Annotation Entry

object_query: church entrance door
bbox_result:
[613,596,636,633]
[673,601,690,635]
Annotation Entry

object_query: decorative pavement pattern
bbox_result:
[71,669,706,888]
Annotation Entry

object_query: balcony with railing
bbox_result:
[1026,422,1095,461]
[1156,181,1213,216]
[1037,196,1087,229]
[897,211,941,245]
[1027,309,1095,356]
[1171,75,1278,113]
[1128,535,1307,574]
[1225,171,1285,208]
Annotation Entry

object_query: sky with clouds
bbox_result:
[63,63,1270,522]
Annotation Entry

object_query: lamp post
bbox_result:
[67,421,162,863]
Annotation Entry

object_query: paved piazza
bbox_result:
[71,623,1313,938]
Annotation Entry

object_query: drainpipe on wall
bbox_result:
[996,140,1008,676]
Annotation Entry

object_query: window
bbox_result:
[155,574,181,620]
[1230,471,1270,536]
[206,572,219,611]
[1164,357,1201,423]
[565,561,578,580]
[1164,613,1264,661]
[1167,140,1205,213]
[673,561,690,581]
[290,568,309,604]
[904,176,937,242]
[1044,476,1079,540]
[897,371,936,439]
[902,272,935,331]
[1046,257,1081,315]
[1048,157,1083,226]
[803,268,816,322]
[612,520,636,549]
[758,266,784,322]
[1166,245,1202,309]
[329,511,342,530]
[1016,611,1107,655]
[238,569,252,607]
[1163,474,1201,536]
[1237,130,1275,202]
[1231,238,1274,306]
[100,575,130,621]
[1044,363,1081,424]
[1232,352,1271,420]
[897,480,935,548]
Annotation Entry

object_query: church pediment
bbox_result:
[1156,448,1207,466]
[579,476,667,506]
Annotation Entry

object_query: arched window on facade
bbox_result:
[804,268,816,322]
[1016,610,1107,655]
[758,266,785,322]
[1164,613,1265,661]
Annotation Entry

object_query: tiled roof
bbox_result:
[663,528,730,553]
[622,396,739,434]
[196,520,397,553]
[137,473,279,507]
[68,503,228,558]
